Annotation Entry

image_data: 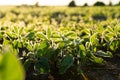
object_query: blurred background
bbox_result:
[0,0,120,6]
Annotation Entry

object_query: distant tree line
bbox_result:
[17,2,40,8]
[68,0,120,7]
[17,1,120,7]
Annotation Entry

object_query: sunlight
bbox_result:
[0,0,119,6]
[39,0,70,6]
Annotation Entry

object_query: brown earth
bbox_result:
[25,55,120,80]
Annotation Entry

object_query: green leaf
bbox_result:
[27,52,34,60]
[79,44,85,51]
[34,58,50,74]
[19,27,24,35]
[52,33,61,38]
[105,33,114,41]
[36,32,47,40]
[35,41,50,57]
[65,31,77,40]
[17,41,22,48]
[24,59,31,71]
[6,32,13,39]
[95,50,113,57]
[39,41,50,50]
[82,29,90,35]
[107,26,114,33]
[109,40,119,51]
[0,53,25,80]
[13,40,22,48]
[106,51,113,57]
[0,54,3,64]
[46,27,51,39]
[36,49,42,57]
[26,31,35,40]
[90,54,103,64]
[90,33,98,45]
[13,40,18,48]
[13,26,19,34]
[65,31,77,37]
[58,41,65,48]
[0,33,3,40]
[59,54,74,74]
[3,39,10,45]
[26,42,33,51]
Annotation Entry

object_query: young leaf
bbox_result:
[19,27,24,35]
[95,50,112,57]
[46,27,51,39]
[79,44,86,51]
[90,33,98,45]
[59,54,74,74]
[65,31,77,38]
[36,32,47,40]
[90,54,103,64]
[13,26,19,34]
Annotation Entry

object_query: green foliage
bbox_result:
[34,58,50,74]
[0,6,120,79]
[59,54,74,74]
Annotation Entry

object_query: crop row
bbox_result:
[0,6,120,80]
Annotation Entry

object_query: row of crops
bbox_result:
[0,6,120,80]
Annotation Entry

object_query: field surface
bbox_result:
[0,6,120,80]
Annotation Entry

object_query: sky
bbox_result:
[0,0,119,6]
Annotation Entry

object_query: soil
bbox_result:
[84,55,120,80]
[25,55,120,80]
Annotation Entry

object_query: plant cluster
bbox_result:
[0,6,120,80]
